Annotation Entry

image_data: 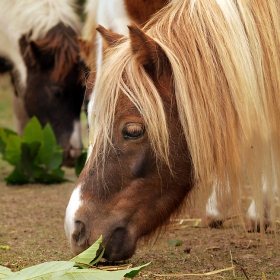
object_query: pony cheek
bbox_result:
[130,148,153,178]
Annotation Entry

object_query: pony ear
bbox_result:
[19,35,54,68]
[96,25,124,50]
[128,23,167,76]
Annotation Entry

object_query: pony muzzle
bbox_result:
[103,227,137,261]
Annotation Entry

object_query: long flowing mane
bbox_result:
[90,0,280,221]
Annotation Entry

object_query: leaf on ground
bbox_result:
[58,263,150,280]
[70,236,103,265]
[3,261,74,280]
[0,245,10,250]
[5,165,29,185]
[124,262,151,278]
[0,265,13,279]
[168,240,183,246]
[19,142,41,180]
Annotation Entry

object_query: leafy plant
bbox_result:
[74,151,87,177]
[0,236,149,280]
[0,117,67,184]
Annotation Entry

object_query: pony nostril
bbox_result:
[72,220,87,247]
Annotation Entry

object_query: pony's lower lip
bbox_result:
[103,227,136,261]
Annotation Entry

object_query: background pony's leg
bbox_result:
[206,182,232,227]
[246,175,278,232]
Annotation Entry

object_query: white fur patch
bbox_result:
[0,0,80,42]
[69,120,83,158]
[65,184,83,239]
[206,184,223,221]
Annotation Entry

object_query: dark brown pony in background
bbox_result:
[65,0,280,261]
[0,0,85,166]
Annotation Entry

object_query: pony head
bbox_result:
[16,23,85,166]
[65,23,193,260]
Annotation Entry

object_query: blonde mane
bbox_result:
[90,0,280,224]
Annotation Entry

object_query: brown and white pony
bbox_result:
[0,0,85,166]
[65,0,280,260]
[79,0,167,124]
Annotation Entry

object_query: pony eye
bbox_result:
[123,123,145,139]
[50,86,62,99]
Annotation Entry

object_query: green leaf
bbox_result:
[0,245,10,250]
[0,118,69,184]
[74,151,87,176]
[90,247,105,266]
[4,134,22,165]
[58,263,150,280]
[22,116,43,143]
[38,125,63,170]
[51,168,65,178]
[46,147,63,170]
[19,142,41,180]
[42,124,56,148]
[70,236,103,264]
[0,265,13,279]
[124,262,151,278]
[5,165,29,185]
[4,261,74,280]
[36,172,69,184]
[0,128,16,157]
[168,240,183,247]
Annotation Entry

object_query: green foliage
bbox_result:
[74,151,87,177]
[0,236,149,280]
[70,235,103,266]
[0,117,69,184]
[168,240,183,247]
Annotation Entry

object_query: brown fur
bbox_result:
[30,23,81,83]
[96,25,125,50]
[124,0,168,25]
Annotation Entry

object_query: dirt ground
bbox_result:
[0,172,280,280]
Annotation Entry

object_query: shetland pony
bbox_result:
[79,0,167,121]
[0,0,85,166]
[65,0,280,260]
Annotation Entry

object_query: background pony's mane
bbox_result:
[29,23,81,82]
[2,0,80,41]
[90,0,280,222]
